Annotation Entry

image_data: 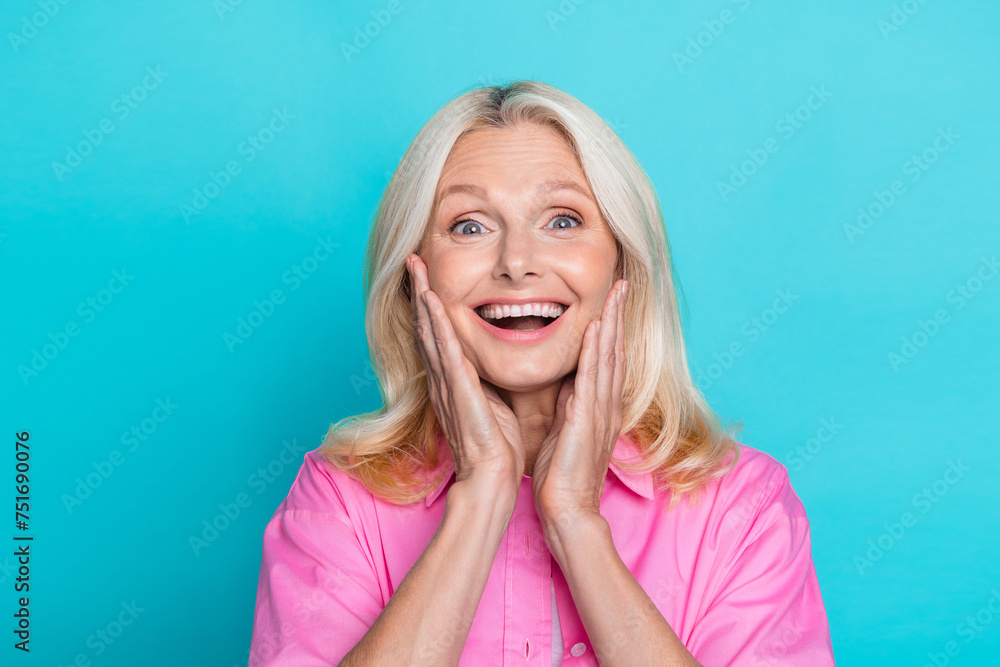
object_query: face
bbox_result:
[418,122,619,393]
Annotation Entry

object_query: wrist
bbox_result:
[447,476,518,524]
[542,509,610,562]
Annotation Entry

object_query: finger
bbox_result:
[574,318,600,416]
[412,258,472,444]
[615,281,626,361]
[408,257,450,429]
[421,288,486,409]
[416,272,507,454]
[553,373,574,429]
[595,283,620,423]
[406,255,430,372]
[611,281,626,436]
[410,255,443,379]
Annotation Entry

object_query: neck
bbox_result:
[493,380,563,477]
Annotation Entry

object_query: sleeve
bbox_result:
[685,465,836,666]
[249,507,385,666]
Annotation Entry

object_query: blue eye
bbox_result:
[546,213,582,229]
[449,219,485,234]
[448,211,582,234]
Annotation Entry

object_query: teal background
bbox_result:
[2,0,998,665]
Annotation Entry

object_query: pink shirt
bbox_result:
[249,433,835,665]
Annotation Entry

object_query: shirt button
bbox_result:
[571,642,587,657]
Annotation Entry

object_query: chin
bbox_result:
[478,363,569,394]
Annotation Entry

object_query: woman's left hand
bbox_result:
[532,278,628,542]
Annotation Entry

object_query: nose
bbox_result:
[492,224,541,284]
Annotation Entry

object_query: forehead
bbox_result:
[435,123,586,195]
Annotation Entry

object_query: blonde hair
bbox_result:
[320,80,741,508]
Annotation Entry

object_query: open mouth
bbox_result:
[474,305,566,332]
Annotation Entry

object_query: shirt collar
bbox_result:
[422,431,655,507]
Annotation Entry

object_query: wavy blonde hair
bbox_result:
[320,80,741,508]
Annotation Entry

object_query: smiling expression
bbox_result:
[417,121,619,393]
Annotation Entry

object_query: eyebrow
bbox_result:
[436,179,594,206]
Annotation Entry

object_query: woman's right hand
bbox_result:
[406,253,525,494]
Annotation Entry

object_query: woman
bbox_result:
[249,80,835,666]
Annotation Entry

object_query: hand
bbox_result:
[406,253,526,492]
[531,278,628,538]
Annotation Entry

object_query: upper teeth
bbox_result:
[477,302,566,320]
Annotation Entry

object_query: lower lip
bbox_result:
[473,308,567,343]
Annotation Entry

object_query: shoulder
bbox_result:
[719,442,794,499]
[703,442,808,534]
[681,444,834,665]
[273,446,374,518]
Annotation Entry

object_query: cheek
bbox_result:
[565,256,615,305]
[424,247,483,291]
[423,253,461,300]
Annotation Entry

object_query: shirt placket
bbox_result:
[504,476,551,665]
